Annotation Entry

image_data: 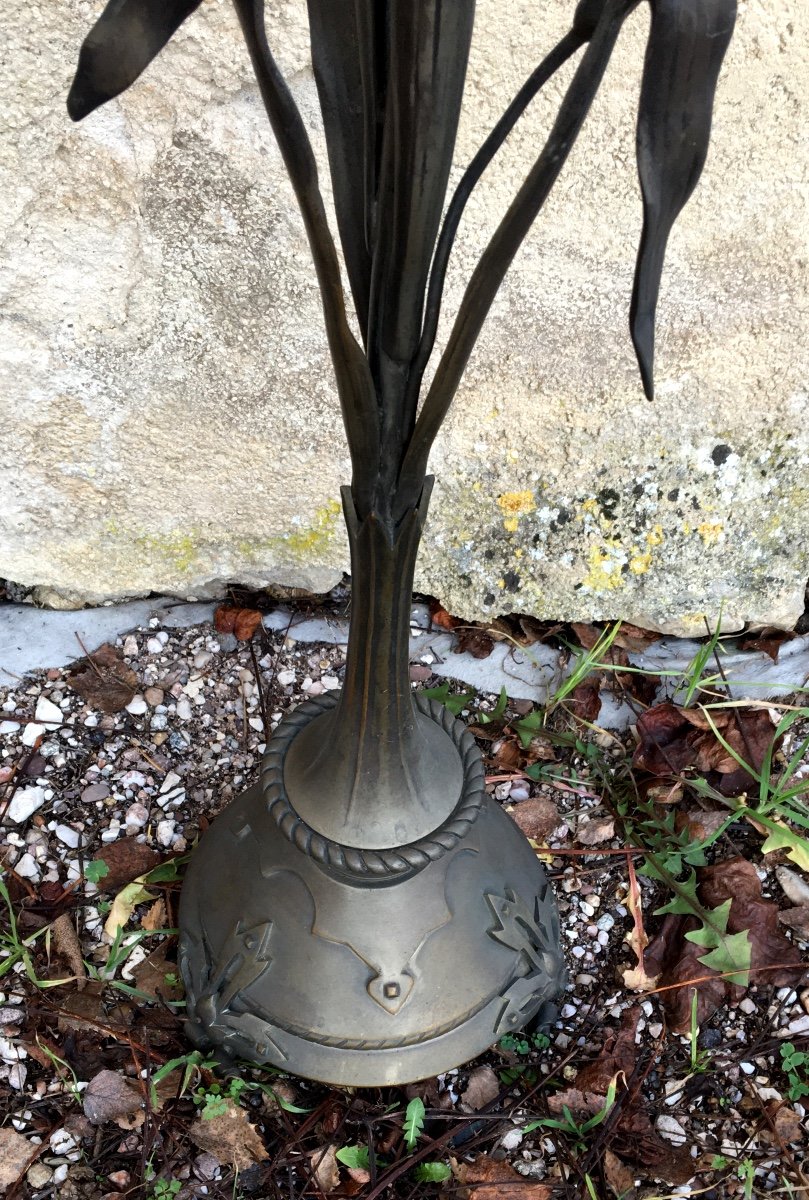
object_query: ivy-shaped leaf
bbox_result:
[403,1097,425,1151]
[684,898,752,986]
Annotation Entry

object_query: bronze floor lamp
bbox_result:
[68,0,735,1085]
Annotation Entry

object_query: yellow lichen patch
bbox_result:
[629,549,652,575]
[581,542,625,592]
[646,524,664,546]
[283,498,341,558]
[697,521,724,548]
[135,529,200,573]
[497,490,535,532]
[577,498,599,520]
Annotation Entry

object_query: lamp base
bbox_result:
[178,695,566,1086]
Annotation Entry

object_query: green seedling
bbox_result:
[422,680,476,716]
[477,686,508,725]
[336,1145,371,1170]
[688,989,713,1074]
[414,1162,451,1183]
[84,859,110,885]
[780,1043,809,1103]
[150,1181,181,1200]
[521,1074,619,1151]
[403,1096,426,1151]
[193,1076,248,1119]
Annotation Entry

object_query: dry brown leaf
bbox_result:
[140,899,167,931]
[778,906,809,941]
[577,815,615,846]
[568,677,602,723]
[66,644,138,714]
[452,1155,551,1200]
[0,1127,35,1193]
[130,946,184,1003]
[189,1100,266,1169]
[645,858,805,1032]
[309,1144,340,1193]
[508,798,561,843]
[763,1101,805,1147]
[96,839,162,891]
[234,609,263,641]
[546,1087,606,1118]
[575,1009,639,1095]
[622,867,658,993]
[347,1166,371,1185]
[739,628,794,662]
[461,1065,500,1111]
[83,1070,143,1126]
[456,626,495,659]
[429,602,457,631]
[603,1149,637,1199]
[490,738,522,772]
[51,912,87,989]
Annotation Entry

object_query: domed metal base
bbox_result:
[178,695,566,1086]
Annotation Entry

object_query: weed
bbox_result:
[779,1043,809,1103]
[521,1075,619,1151]
[688,989,712,1074]
[414,1162,451,1182]
[150,1181,181,1200]
[421,680,476,716]
[336,1145,371,1170]
[403,1096,425,1151]
[193,1077,248,1119]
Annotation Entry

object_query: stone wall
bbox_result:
[1,0,806,635]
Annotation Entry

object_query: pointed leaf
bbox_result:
[306,1,376,335]
[68,0,204,121]
[630,0,736,398]
[403,1097,425,1151]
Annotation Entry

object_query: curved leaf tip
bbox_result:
[68,0,204,121]
[630,0,736,400]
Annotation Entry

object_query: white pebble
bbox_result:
[597,913,615,932]
[560,1004,577,1019]
[322,676,340,691]
[739,997,756,1015]
[7,1063,28,1090]
[50,1128,78,1155]
[34,696,63,727]
[501,1129,524,1150]
[740,1062,755,1075]
[156,819,176,848]
[126,696,148,715]
[580,902,595,917]
[571,946,586,959]
[123,635,139,657]
[277,670,296,687]
[656,1115,687,1144]
[509,786,530,801]
[21,723,46,747]
[160,772,182,794]
[248,717,265,732]
[100,821,121,843]
[54,825,81,849]
[597,930,609,946]
[14,853,40,880]
[787,1014,809,1036]
[194,651,213,669]
[6,786,46,824]
[176,698,193,721]
[52,1166,69,1186]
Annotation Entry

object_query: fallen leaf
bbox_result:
[739,628,794,662]
[490,738,521,772]
[778,907,809,940]
[761,821,809,873]
[66,644,138,714]
[429,602,457,631]
[140,899,167,931]
[189,1100,266,1170]
[508,798,561,843]
[130,946,184,1002]
[546,1087,606,1118]
[104,883,156,938]
[577,815,615,845]
[461,1065,500,1111]
[452,1155,551,1200]
[568,677,602,722]
[622,865,659,993]
[309,1145,340,1193]
[84,1070,143,1126]
[213,605,264,640]
[575,1009,639,1095]
[633,704,779,798]
[603,1149,637,1199]
[456,626,494,659]
[0,1128,34,1193]
[96,839,162,891]
[51,912,87,989]
[645,858,804,1032]
[763,1101,805,1147]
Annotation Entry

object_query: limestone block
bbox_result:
[0,0,806,635]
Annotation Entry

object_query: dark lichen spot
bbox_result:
[632,483,645,499]
[596,487,621,520]
[711,443,732,466]
[502,570,520,594]
[667,487,680,501]
[484,548,495,561]
[483,592,496,606]
[691,496,700,510]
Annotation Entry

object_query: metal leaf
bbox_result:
[630,0,736,399]
[306,1,379,339]
[368,1,476,381]
[67,0,203,121]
